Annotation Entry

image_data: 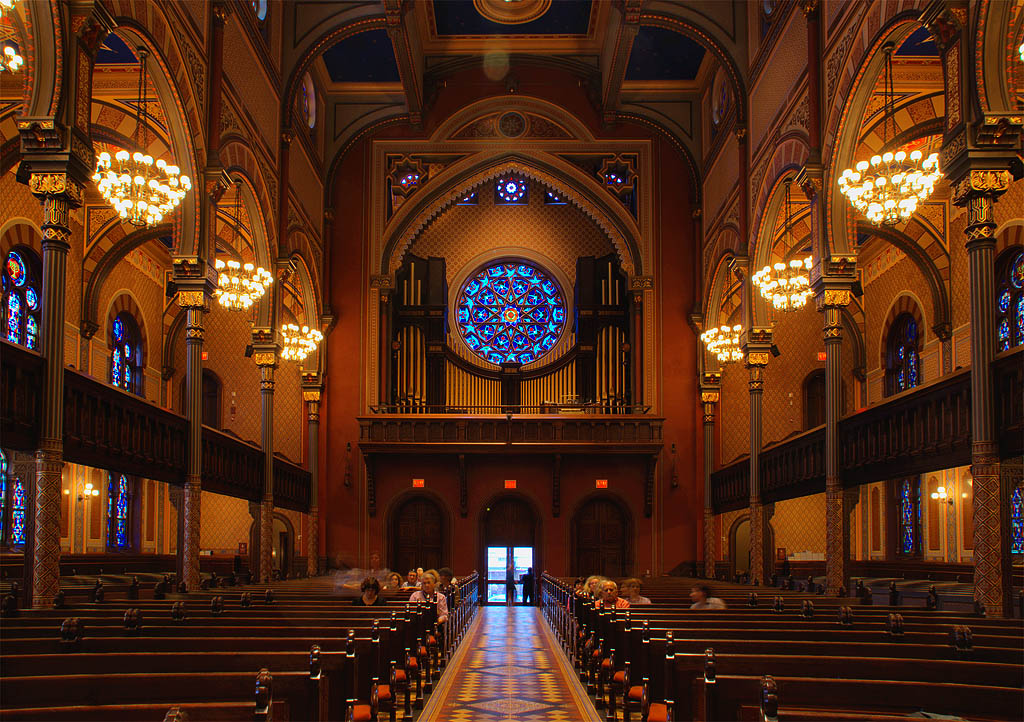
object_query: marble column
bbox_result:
[701,385,719,578]
[820,291,851,594]
[303,388,321,577]
[27,174,83,606]
[180,292,205,591]
[255,352,277,582]
[953,170,1013,616]
[746,350,770,584]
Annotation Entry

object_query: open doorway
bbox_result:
[480,496,538,605]
[485,546,534,604]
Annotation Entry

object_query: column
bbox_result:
[303,387,321,577]
[820,291,851,594]
[953,170,1013,616]
[746,349,770,584]
[180,291,205,591]
[255,351,277,582]
[27,173,84,606]
[701,383,719,578]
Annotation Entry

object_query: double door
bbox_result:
[485,546,533,604]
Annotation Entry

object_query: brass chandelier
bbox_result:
[280,323,323,362]
[1,0,23,73]
[92,47,191,227]
[838,42,940,226]
[751,180,813,312]
[701,324,744,365]
[213,182,272,311]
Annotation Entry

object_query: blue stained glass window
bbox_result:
[996,249,1024,351]
[113,317,123,341]
[1017,297,1024,341]
[887,313,919,396]
[900,479,916,554]
[457,192,478,206]
[545,191,567,205]
[11,476,26,546]
[111,313,141,395]
[999,318,1011,351]
[25,316,37,350]
[25,286,37,311]
[112,347,123,387]
[456,261,566,365]
[6,293,20,343]
[1012,486,1023,555]
[5,253,25,287]
[1012,252,1024,289]
[115,475,128,548]
[998,289,1011,313]
[495,177,527,204]
[0,450,6,541]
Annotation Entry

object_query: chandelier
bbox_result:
[280,324,323,362]
[1,0,22,74]
[752,180,813,312]
[213,183,272,311]
[838,41,940,226]
[0,0,17,17]
[1,42,20,73]
[91,47,190,227]
[701,324,744,365]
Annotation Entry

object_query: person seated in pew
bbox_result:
[353,576,387,606]
[689,583,727,610]
[384,571,404,590]
[566,577,586,611]
[402,569,421,590]
[409,570,449,624]
[585,575,606,600]
[438,567,460,606]
[620,577,651,605]
[596,580,631,609]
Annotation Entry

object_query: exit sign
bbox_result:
[412,478,425,488]
[201,351,209,361]
[504,479,517,489]
[596,479,608,489]
[817,351,827,361]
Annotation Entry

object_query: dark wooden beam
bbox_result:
[384,0,424,126]
[601,0,643,124]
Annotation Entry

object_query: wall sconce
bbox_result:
[930,485,966,506]
[670,443,679,489]
[230,390,237,422]
[65,481,100,502]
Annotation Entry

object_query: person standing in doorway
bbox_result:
[505,557,516,606]
[520,567,535,606]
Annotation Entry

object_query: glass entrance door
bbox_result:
[485,546,533,604]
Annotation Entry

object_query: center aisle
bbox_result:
[420,605,601,721]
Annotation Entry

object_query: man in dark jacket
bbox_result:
[520,567,535,605]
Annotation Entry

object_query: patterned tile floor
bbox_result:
[420,606,600,721]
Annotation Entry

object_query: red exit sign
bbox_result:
[817,351,827,361]
[412,478,425,488]
[504,479,517,489]
[201,351,209,361]
[596,479,608,489]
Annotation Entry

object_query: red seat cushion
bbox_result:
[418,645,428,657]
[407,656,418,669]
[600,658,612,670]
[394,669,407,683]
[428,635,437,645]
[612,671,626,684]
[627,685,644,702]
[647,702,668,722]
[375,684,391,702]
[591,649,602,659]
[349,703,373,721]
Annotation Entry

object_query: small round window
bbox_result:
[456,261,566,365]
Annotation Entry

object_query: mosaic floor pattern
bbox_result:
[420,606,600,721]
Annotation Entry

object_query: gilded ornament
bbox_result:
[951,169,1011,204]
[253,352,276,367]
[177,291,206,307]
[629,275,654,290]
[747,352,770,366]
[302,390,322,402]
[700,391,720,404]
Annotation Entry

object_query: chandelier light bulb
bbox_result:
[280,323,324,362]
[213,258,273,312]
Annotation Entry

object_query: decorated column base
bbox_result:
[33,439,63,607]
[182,476,202,591]
[260,496,274,583]
[307,508,319,577]
[749,500,767,585]
[703,508,715,578]
[972,442,1009,616]
[824,478,848,595]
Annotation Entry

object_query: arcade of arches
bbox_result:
[0,0,1022,715]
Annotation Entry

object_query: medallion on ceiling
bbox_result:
[472,0,552,25]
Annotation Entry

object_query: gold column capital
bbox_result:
[302,390,322,403]
[745,352,770,367]
[177,291,207,308]
[700,391,720,404]
[951,169,1012,205]
[253,352,277,368]
[28,172,84,206]
[815,289,852,310]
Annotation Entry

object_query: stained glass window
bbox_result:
[2,249,39,350]
[11,475,26,546]
[0,450,6,541]
[1011,485,1023,555]
[545,191,567,205]
[900,478,918,555]
[110,313,142,395]
[996,250,1024,351]
[886,313,920,396]
[457,192,478,206]
[495,176,527,204]
[456,261,566,365]
[107,474,130,549]
[301,73,316,129]
[251,0,267,20]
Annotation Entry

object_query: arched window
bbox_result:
[495,176,528,204]
[1012,485,1023,555]
[803,370,826,429]
[107,473,130,549]
[251,0,267,21]
[899,477,920,557]
[996,249,1023,352]
[885,313,920,396]
[0,449,6,543]
[111,312,143,395]
[3,248,41,350]
[301,73,316,130]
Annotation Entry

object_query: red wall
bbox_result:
[321,61,701,576]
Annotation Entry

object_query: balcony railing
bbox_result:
[368,403,652,415]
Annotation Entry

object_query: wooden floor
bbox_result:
[420,606,600,722]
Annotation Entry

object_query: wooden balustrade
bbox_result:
[201,426,262,501]
[273,455,311,512]
[0,340,43,450]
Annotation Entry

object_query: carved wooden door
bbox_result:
[574,498,627,577]
[392,496,444,573]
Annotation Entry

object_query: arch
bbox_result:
[381,152,643,277]
[879,292,927,370]
[859,223,950,335]
[431,95,596,143]
[161,305,187,379]
[750,137,811,263]
[221,136,277,263]
[96,19,204,256]
[824,9,931,259]
[570,493,633,578]
[0,219,42,257]
[884,309,924,397]
[976,0,1020,114]
[701,252,738,373]
[105,291,149,375]
[386,491,450,573]
[726,513,775,579]
[82,223,173,336]
[17,0,60,118]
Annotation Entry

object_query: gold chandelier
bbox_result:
[1,42,20,73]
[701,324,744,365]
[213,183,272,311]
[1,0,23,74]
[752,180,813,312]
[280,324,323,362]
[91,47,190,227]
[838,41,940,226]
[0,0,17,17]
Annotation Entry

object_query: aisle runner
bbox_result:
[420,606,601,721]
